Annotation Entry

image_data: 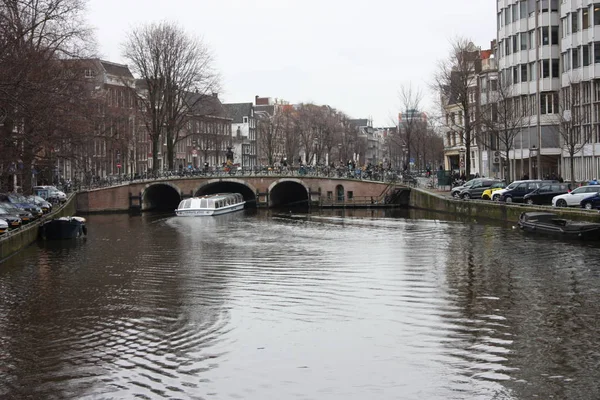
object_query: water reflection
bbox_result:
[0,209,599,399]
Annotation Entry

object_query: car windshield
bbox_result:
[506,182,520,190]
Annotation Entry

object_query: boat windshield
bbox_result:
[200,199,208,208]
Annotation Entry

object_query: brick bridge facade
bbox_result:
[75,176,403,213]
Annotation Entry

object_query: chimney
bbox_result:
[255,95,259,105]
[212,92,218,98]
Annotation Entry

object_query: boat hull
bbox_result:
[518,212,600,240]
[39,218,87,240]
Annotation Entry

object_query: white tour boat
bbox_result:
[175,193,245,216]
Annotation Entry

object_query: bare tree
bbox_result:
[397,84,425,171]
[433,37,481,178]
[256,110,284,166]
[122,21,219,171]
[0,0,96,193]
[479,77,526,181]
[554,85,588,184]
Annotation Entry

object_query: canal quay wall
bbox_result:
[409,187,600,223]
[0,195,77,262]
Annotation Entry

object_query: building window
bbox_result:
[514,66,519,83]
[595,42,600,63]
[529,30,535,49]
[520,0,527,19]
[512,4,519,21]
[562,52,571,71]
[552,58,560,77]
[512,35,518,53]
[595,4,600,26]
[551,26,559,45]
[584,44,591,66]
[243,116,248,123]
[505,7,510,25]
[540,0,549,12]
[541,26,549,45]
[491,79,497,91]
[520,33,528,50]
[505,39,511,55]
[551,0,558,12]
[573,47,580,68]
[84,69,94,78]
[542,59,550,78]
[561,17,568,37]
[584,7,591,29]
[572,12,579,33]
[521,64,528,81]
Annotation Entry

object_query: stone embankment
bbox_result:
[0,195,77,262]
[410,186,600,223]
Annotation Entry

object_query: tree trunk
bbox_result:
[570,152,576,185]
[152,135,160,173]
[166,133,175,170]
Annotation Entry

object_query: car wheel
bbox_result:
[482,195,490,200]
[557,199,567,207]
[584,202,593,210]
[505,196,513,203]
[452,192,460,198]
[492,194,499,201]
[526,199,534,205]
[463,193,471,200]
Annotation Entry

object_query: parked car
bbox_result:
[0,219,7,235]
[451,178,486,198]
[481,181,507,200]
[33,186,67,203]
[0,202,34,224]
[580,192,600,209]
[552,185,600,207]
[0,193,43,219]
[459,179,503,199]
[523,183,572,205]
[498,180,557,203]
[491,180,529,201]
[0,205,22,229]
[26,195,52,214]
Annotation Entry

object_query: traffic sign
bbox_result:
[192,149,198,156]
[117,163,122,168]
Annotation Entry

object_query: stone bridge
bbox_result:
[75,175,405,213]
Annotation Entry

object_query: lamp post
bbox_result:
[459,147,466,176]
[530,145,538,179]
[191,139,199,169]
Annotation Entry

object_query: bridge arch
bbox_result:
[194,179,257,207]
[142,182,182,211]
[268,179,310,208]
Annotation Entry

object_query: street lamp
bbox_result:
[529,145,538,179]
[459,146,466,176]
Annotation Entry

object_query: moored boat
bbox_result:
[175,193,245,217]
[39,216,87,240]
[517,212,600,240]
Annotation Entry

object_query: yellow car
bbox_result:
[481,181,507,200]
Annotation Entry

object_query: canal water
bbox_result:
[1,209,600,399]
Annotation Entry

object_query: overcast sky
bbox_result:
[88,0,496,126]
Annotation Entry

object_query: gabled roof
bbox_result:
[100,61,134,79]
[222,103,253,123]
[186,92,229,118]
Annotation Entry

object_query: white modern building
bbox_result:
[497,0,562,180]
[559,1,600,181]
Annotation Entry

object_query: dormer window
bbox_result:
[243,116,248,123]
[84,69,94,78]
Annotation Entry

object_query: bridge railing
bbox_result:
[68,167,405,192]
